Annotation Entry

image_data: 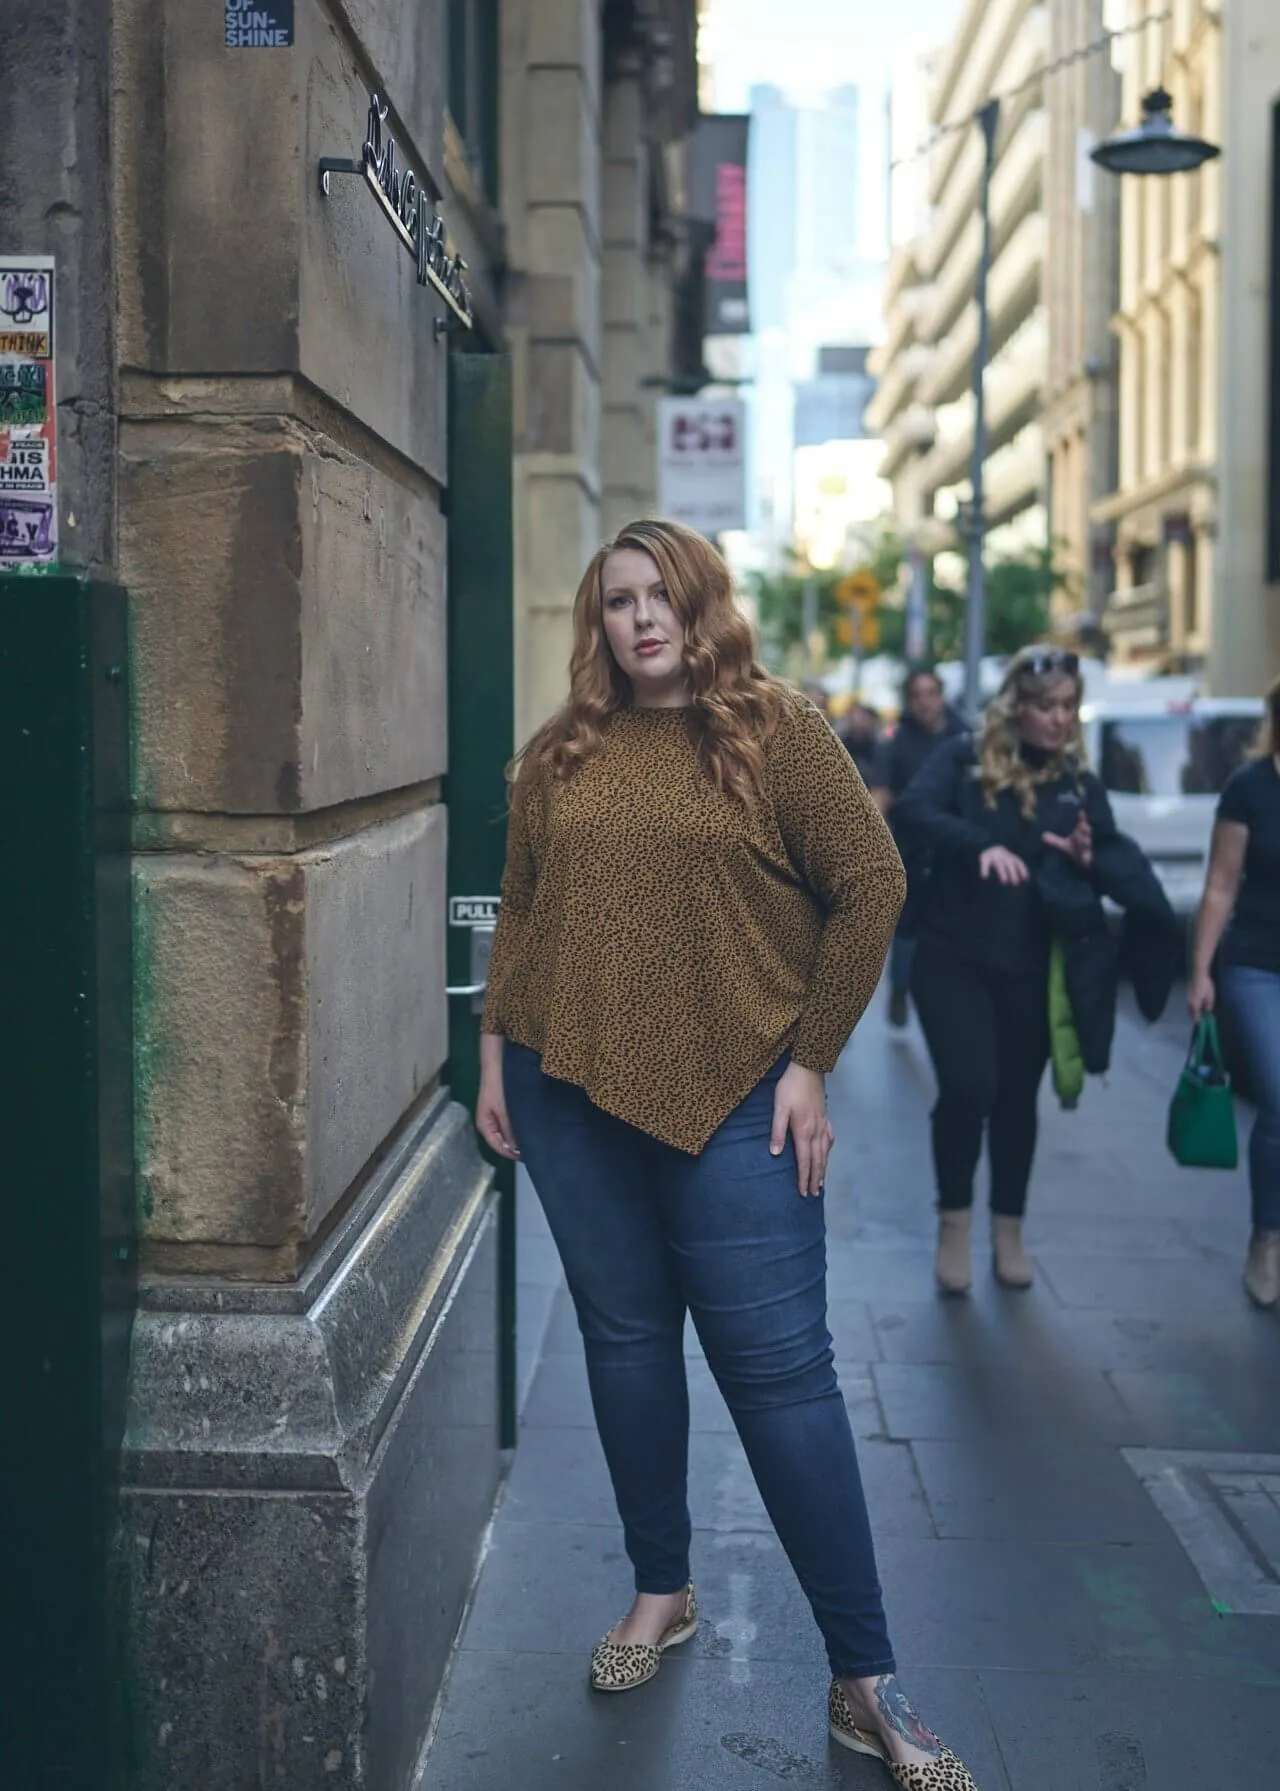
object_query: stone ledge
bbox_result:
[124,1095,493,1492]
[132,779,443,856]
[118,1174,501,1789]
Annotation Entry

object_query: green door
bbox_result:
[445,352,517,1448]
[1,576,136,1785]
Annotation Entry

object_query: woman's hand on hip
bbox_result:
[770,1062,831,1197]
[476,1058,521,1160]
[978,845,1030,885]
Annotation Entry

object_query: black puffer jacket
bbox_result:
[1036,832,1180,1073]
[894,735,1111,974]
[895,735,1179,1071]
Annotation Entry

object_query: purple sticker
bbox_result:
[0,495,55,560]
[0,271,50,327]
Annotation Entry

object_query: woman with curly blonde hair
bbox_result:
[476,519,981,1788]
[895,647,1109,1295]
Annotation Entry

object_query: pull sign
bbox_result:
[449,896,500,927]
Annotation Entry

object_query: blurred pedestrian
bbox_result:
[833,695,883,785]
[1188,671,1280,1308]
[476,518,980,1789]
[867,667,967,1028]
[896,648,1155,1295]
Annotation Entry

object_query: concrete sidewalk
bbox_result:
[422,992,1280,1790]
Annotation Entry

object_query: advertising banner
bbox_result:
[688,115,750,335]
[0,257,57,572]
[657,396,747,537]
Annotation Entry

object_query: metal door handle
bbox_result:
[447,922,495,1010]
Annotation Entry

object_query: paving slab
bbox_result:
[872,1359,1135,1446]
[908,1437,1167,1544]
[975,1668,1280,1791]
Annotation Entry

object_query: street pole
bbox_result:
[963,99,1000,724]
[802,576,819,675]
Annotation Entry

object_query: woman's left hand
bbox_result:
[1043,809,1093,869]
[770,1063,833,1197]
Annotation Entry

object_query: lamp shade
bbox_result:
[1091,88,1221,176]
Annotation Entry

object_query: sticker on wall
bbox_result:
[0,257,57,572]
[224,0,293,48]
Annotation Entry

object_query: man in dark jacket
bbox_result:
[834,698,883,786]
[868,667,968,1027]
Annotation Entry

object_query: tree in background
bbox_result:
[750,528,1071,672]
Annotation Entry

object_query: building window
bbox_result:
[1184,534,1199,637]
[448,0,499,204]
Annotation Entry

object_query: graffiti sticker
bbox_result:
[224,1,293,47]
[0,258,56,570]
[0,362,47,426]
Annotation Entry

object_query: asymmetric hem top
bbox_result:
[481,688,906,1154]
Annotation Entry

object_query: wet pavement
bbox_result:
[420,988,1280,1790]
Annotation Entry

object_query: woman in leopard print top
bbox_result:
[476,519,979,1789]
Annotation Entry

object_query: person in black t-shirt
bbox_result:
[1189,673,1280,1308]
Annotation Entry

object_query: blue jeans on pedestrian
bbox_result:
[503,1042,896,1679]
[1221,964,1280,1230]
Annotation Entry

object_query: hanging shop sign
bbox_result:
[319,93,474,330]
[0,256,57,572]
[657,396,747,537]
[688,115,751,336]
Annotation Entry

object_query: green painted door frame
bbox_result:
[1,576,136,1785]
[445,352,518,1449]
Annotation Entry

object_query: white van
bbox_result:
[1078,695,1265,917]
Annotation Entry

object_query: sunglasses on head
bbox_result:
[1021,649,1079,678]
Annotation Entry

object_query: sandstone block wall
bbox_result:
[113,0,455,1278]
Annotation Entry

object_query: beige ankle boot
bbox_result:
[992,1215,1034,1289]
[935,1209,972,1295]
[1243,1230,1280,1308]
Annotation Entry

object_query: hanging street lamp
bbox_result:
[1090,87,1221,178]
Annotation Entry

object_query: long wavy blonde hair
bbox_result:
[518,518,787,803]
[978,647,1087,817]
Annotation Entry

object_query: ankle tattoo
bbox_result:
[873,1676,942,1757]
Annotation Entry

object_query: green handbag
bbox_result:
[1048,937,1085,1110]
[1167,1015,1239,1170]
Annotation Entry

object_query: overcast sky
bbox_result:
[702,0,965,106]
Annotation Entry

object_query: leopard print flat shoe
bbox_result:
[828,1680,980,1789]
[588,1584,698,1693]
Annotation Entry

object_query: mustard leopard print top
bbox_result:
[482,687,906,1154]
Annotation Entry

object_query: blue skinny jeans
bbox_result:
[1221,964,1280,1231]
[503,1042,896,1679]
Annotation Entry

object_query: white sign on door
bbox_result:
[656,397,746,537]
